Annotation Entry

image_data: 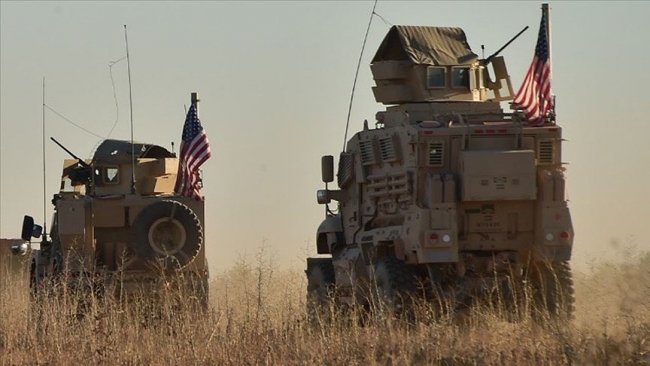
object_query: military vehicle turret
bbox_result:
[307,24,574,317]
[19,94,209,307]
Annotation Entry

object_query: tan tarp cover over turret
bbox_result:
[372,25,478,66]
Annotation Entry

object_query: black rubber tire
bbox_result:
[306,260,336,319]
[528,261,575,320]
[371,256,418,316]
[130,200,202,270]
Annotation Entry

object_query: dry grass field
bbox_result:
[1,248,649,365]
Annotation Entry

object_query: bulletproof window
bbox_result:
[427,67,446,89]
[62,178,74,192]
[452,67,471,89]
[103,166,119,184]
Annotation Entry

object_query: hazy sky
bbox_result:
[1,1,648,272]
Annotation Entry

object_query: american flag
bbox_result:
[174,103,212,200]
[512,10,552,127]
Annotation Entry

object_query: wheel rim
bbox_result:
[148,218,187,255]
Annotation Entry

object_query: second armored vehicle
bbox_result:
[20,95,209,307]
[308,24,574,317]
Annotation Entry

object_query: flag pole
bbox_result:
[124,24,137,194]
[42,77,47,241]
[191,92,199,114]
[190,92,201,190]
[543,4,551,84]
[542,3,554,116]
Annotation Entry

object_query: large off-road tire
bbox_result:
[371,256,418,316]
[528,261,575,320]
[306,259,335,320]
[130,200,202,271]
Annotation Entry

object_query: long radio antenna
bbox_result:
[124,25,136,194]
[342,0,378,152]
[42,77,47,240]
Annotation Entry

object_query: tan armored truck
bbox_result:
[308,26,574,317]
[19,102,209,307]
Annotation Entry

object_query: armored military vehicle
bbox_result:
[307,25,574,317]
[19,95,209,307]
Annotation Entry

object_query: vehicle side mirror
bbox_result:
[21,215,34,241]
[321,155,334,183]
[21,215,42,241]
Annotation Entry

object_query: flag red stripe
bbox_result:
[512,11,552,127]
[174,104,212,201]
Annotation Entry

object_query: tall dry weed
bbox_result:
[0,246,649,365]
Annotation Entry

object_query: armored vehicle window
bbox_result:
[103,167,119,184]
[427,67,446,89]
[452,67,470,89]
[62,178,74,192]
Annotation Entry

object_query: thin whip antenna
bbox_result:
[42,77,47,239]
[44,104,105,139]
[106,56,126,139]
[373,10,392,26]
[342,0,378,152]
[124,25,136,194]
